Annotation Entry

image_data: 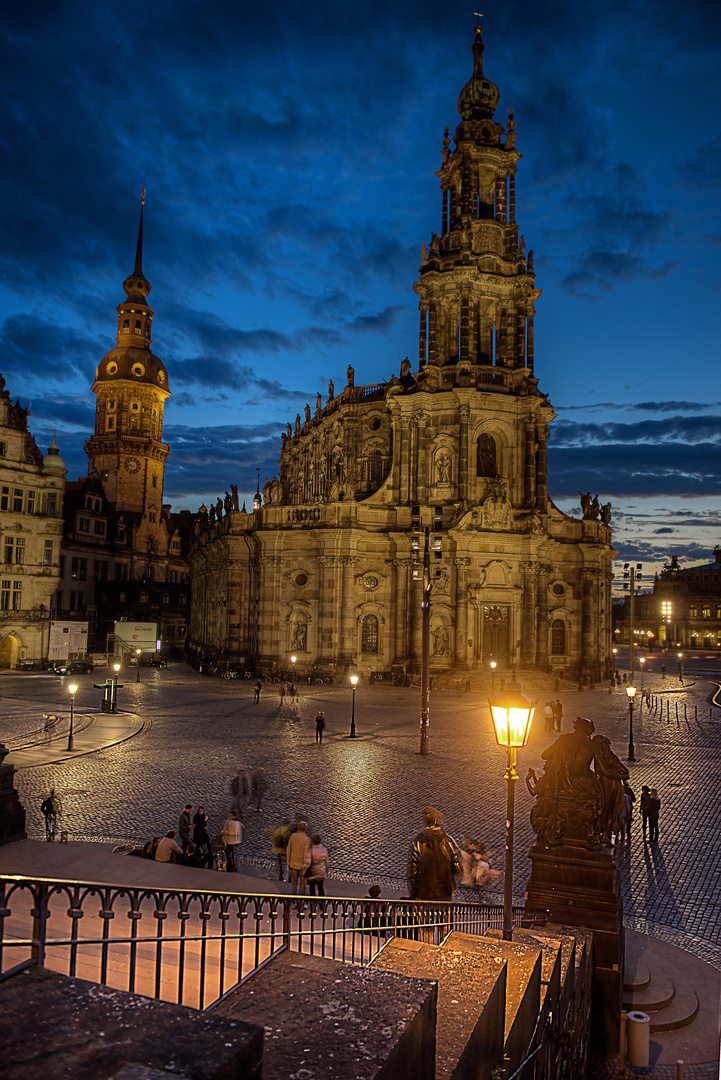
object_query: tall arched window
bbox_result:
[477,434,498,477]
[361,614,379,653]
[551,619,566,655]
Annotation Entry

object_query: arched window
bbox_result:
[368,449,383,487]
[477,434,498,477]
[551,619,566,655]
[361,614,379,653]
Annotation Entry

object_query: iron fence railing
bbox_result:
[0,874,546,1011]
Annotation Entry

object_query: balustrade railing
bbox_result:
[0,874,546,1011]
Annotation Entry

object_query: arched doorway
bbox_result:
[0,633,20,670]
[483,605,509,667]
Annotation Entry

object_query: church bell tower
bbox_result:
[85,196,171,514]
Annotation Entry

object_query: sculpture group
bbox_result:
[526,717,629,848]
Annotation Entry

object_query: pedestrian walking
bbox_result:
[544,701,555,732]
[222,810,243,872]
[230,772,247,820]
[279,684,286,707]
[553,699,563,731]
[253,680,262,704]
[178,804,192,852]
[251,767,267,812]
[315,711,326,744]
[286,820,311,901]
[41,789,60,841]
[640,785,651,841]
[271,819,292,881]
[620,781,635,844]
[193,806,213,868]
[647,788,661,843]
[306,833,329,898]
[407,806,460,902]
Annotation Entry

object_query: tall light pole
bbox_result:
[626,685,637,762]
[490,660,497,694]
[489,680,535,941]
[136,648,141,682]
[677,652,684,683]
[349,674,359,738]
[113,662,121,712]
[67,683,78,751]
[639,657,645,692]
[290,654,297,694]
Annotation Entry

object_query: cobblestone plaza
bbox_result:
[5,660,721,964]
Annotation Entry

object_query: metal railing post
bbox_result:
[31,882,49,969]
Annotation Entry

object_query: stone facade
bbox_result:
[188,27,615,683]
[0,376,66,668]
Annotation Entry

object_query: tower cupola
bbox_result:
[456,24,500,121]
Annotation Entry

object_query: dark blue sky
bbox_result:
[2,0,720,578]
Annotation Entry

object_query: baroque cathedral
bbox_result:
[187,25,615,683]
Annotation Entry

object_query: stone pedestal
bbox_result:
[525,841,623,1054]
[0,758,27,846]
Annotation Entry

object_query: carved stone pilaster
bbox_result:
[454,558,472,668]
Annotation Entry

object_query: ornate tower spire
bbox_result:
[414,26,541,384]
[86,195,171,514]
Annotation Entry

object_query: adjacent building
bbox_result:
[0,376,66,668]
[613,549,721,651]
[187,25,616,684]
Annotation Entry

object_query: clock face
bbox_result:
[125,458,140,473]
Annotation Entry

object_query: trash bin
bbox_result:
[626,1010,650,1068]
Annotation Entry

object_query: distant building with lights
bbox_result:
[613,549,721,651]
[187,26,616,684]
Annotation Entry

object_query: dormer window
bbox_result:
[107,400,116,411]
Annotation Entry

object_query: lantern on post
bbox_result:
[488,680,535,941]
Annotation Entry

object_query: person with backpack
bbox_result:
[41,789,59,841]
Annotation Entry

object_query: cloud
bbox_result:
[653,527,675,534]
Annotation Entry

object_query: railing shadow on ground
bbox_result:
[0,875,546,1011]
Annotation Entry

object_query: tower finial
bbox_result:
[133,192,145,275]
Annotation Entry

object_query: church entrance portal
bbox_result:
[483,605,510,668]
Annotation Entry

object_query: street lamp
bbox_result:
[113,662,121,712]
[639,657,645,692]
[490,660,497,694]
[136,648,141,682]
[625,685,637,762]
[67,682,78,751]
[677,652,684,682]
[488,680,535,941]
[349,674,359,738]
[290,654,297,694]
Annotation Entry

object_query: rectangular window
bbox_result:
[152,475,157,488]
[26,491,35,514]
[116,563,128,581]
[0,441,5,456]
[47,494,56,516]
[703,606,711,618]
[69,591,84,611]
[162,594,169,605]
[3,538,13,564]
[689,605,697,617]
[43,541,53,566]
[1,487,8,511]
[139,592,148,604]
[78,517,90,533]
[13,489,23,512]
[14,538,24,565]
[12,581,22,610]
[93,560,108,582]
[71,558,87,581]
[119,591,126,603]
[106,415,115,430]
[94,520,106,535]
[0,580,9,609]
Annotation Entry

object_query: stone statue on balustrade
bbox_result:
[216,497,223,520]
[224,491,232,514]
[526,716,629,849]
[230,484,240,511]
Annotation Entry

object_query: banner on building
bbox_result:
[49,621,89,662]
[114,621,158,654]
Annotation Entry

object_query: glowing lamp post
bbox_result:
[677,652,684,682]
[113,662,121,712]
[349,674,359,738]
[626,685,637,762]
[489,680,535,941]
[136,648,141,682]
[67,682,78,752]
[490,660,497,694]
[639,657,645,692]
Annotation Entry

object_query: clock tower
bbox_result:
[85,197,171,515]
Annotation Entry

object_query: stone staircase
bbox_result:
[620,930,718,1069]
[213,923,592,1080]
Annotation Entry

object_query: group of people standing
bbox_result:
[543,700,563,732]
[271,818,330,899]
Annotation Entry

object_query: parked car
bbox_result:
[53,660,94,675]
